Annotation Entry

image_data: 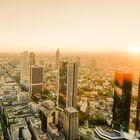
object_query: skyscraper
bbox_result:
[30,65,43,96]
[112,72,133,132]
[29,52,35,66]
[136,76,140,133]
[63,107,79,140]
[58,61,78,109]
[55,49,60,70]
[20,51,30,85]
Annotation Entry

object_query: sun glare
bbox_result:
[128,46,140,53]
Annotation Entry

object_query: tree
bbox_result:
[79,111,89,126]
[78,88,85,96]
[88,115,106,126]
[43,89,51,95]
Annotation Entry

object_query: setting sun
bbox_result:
[128,46,140,53]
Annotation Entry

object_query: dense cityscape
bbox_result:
[1,0,140,140]
[0,51,139,140]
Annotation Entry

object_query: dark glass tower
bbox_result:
[30,65,43,96]
[112,72,133,132]
[58,61,68,108]
[136,76,140,132]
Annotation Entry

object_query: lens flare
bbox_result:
[128,46,140,53]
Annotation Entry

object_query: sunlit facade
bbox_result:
[29,52,35,66]
[63,107,79,140]
[58,61,78,109]
[20,51,30,85]
[55,49,60,70]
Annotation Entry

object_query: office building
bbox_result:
[112,72,133,132]
[29,52,35,66]
[55,49,60,70]
[38,100,58,131]
[58,61,78,109]
[63,107,79,140]
[136,76,140,138]
[20,51,30,84]
[10,118,32,140]
[47,123,65,140]
[4,102,31,125]
[30,65,43,96]
[29,117,51,140]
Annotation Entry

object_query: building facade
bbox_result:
[136,76,140,134]
[30,65,43,96]
[58,61,78,109]
[20,51,30,85]
[112,72,133,132]
[29,52,35,66]
[55,49,60,70]
[63,107,79,140]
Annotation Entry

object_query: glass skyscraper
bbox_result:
[136,76,140,133]
[30,65,43,96]
[113,72,133,132]
[58,61,78,109]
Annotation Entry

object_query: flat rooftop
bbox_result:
[65,107,78,114]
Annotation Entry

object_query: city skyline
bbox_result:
[0,49,140,139]
[1,0,140,139]
[1,0,140,52]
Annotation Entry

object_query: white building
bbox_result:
[20,51,30,85]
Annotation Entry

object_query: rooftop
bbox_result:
[65,107,78,114]
[30,118,49,140]
[22,128,32,139]
[94,126,138,140]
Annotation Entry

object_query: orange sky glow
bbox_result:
[0,0,140,52]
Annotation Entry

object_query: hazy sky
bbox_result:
[0,0,140,52]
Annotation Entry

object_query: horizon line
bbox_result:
[0,50,129,54]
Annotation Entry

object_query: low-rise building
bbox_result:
[29,117,51,140]
[10,118,32,140]
[47,123,65,140]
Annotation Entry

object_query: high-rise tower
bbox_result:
[29,52,35,66]
[55,49,60,70]
[58,61,78,109]
[63,107,79,140]
[20,51,30,85]
[136,76,140,134]
[112,72,133,132]
[30,65,43,96]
